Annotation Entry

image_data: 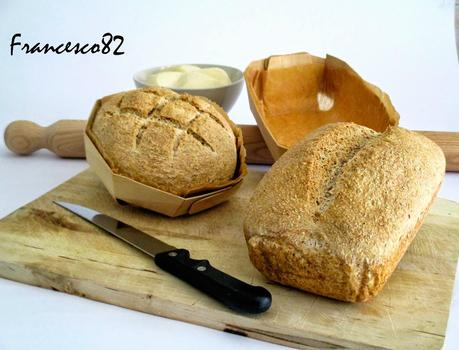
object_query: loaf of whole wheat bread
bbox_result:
[87,87,238,197]
[244,122,445,302]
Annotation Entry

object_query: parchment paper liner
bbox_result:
[85,97,247,217]
[244,52,400,160]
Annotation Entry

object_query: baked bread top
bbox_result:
[244,122,445,302]
[87,87,238,197]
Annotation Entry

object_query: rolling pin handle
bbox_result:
[3,120,86,158]
[4,120,45,156]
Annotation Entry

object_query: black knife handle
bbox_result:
[154,249,272,314]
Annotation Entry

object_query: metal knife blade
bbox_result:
[53,200,272,314]
[54,201,175,256]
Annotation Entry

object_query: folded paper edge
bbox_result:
[244,52,400,160]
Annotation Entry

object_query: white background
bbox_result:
[0,0,458,349]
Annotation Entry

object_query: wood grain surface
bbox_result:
[241,125,459,171]
[4,120,459,171]
[0,169,458,349]
[4,120,86,157]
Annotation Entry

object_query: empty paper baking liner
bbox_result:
[245,52,399,160]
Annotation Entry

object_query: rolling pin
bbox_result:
[4,120,459,171]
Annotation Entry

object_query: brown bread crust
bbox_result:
[87,87,238,197]
[244,123,445,302]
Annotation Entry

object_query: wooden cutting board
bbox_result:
[0,168,458,349]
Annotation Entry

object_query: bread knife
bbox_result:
[53,201,272,314]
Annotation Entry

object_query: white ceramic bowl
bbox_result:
[133,64,244,112]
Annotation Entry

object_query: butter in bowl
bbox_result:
[134,64,244,111]
[146,65,232,89]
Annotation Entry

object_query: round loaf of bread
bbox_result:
[244,122,445,302]
[88,87,238,196]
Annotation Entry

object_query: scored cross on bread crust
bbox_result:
[87,87,238,197]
